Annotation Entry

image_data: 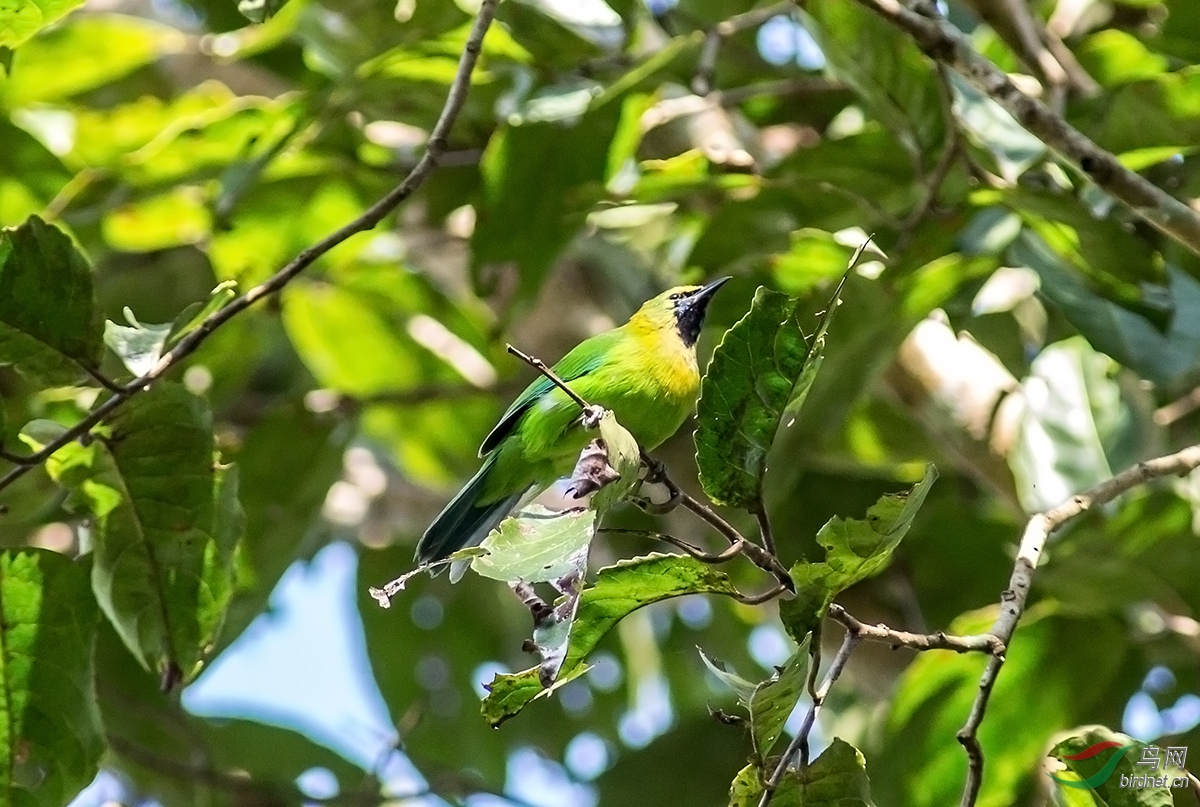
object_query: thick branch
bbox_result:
[957,444,1200,807]
[851,0,1200,257]
[0,0,501,495]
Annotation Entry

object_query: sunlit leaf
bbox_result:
[481,554,739,726]
[780,464,937,642]
[729,738,875,806]
[472,505,596,583]
[103,307,173,377]
[0,549,101,807]
[0,0,86,48]
[1009,337,1144,513]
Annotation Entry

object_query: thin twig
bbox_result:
[850,0,1200,257]
[827,604,1001,654]
[693,1,798,96]
[731,583,789,606]
[0,0,501,495]
[754,502,777,556]
[600,527,745,563]
[957,444,1200,807]
[1155,384,1200,426]
[506,344,592,410]
[0,447,33,466]
[678,490,795,591]
[758,631,860,807]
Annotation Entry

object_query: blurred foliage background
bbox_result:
[3,0,1200,805]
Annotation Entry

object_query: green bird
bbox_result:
[415,278,729,565]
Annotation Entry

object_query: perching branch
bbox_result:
[957,443,1200,807]
[850,0,1200,258]
[0,0,502,496]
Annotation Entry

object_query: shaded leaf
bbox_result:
[21,383,218,681]
[0,216,100,384]
[0,549,101,807]
[780,464,937,642]
[481,554,738,726]
[1011,232,1200,387]
[729,738,875,806]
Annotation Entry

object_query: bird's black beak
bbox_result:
[675,276,730,347]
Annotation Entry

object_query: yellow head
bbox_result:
[627,277,730,347]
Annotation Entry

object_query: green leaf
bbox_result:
[0,15,182,106]
[169,280,238,343]
[1076,30,1169,87]
[695,281,844,509]
[472,505,596,583]
[237,0,289,23]
[1011,231,1200,387]
[780,464,937,642]
[103,307,173,377]
[770,230,857,296]
[877,606,1131,807]
[1049,726,1181,806]
[1009,337,1143,513]
[101,188,213,252]
[0,0,86,48]
[472,103,620,299]
[0,216,100,385]
[21,383,219,683]
[729,738,876,806]
[0,549,101,807]
[801,1,942,159]
[480,553,739,726]
[949,74,1045,181]
[701,636,812,761]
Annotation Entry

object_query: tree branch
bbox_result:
[957,443,1200,807]
[850,0,1200,257]
[827,604,1002,654]
[758,630,859,807]
[693,1,798,96]
[0,0,502,496]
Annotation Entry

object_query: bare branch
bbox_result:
[759,630,860,807]
[957,444,1200,807]
[600,527,746,563]
[0,0,502,495]
[754,502,777,556]
[850,0,1200,257]
[827,604,1002,654]
[506,343,594,410]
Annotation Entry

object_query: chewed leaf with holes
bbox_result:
[481,554,739,726]
[701,634,811,762]
[729,738,875,806]
[20,382,231,685]
[780,464,937,643]
[471,505,596,583]
[0,216,101,385]
[0,549,101,807]
[696,278,845,509]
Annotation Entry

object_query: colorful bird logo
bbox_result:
[1050,740,1137,789]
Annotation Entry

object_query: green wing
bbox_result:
[479,334,614,456]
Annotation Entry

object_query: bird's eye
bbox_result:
[669,293,682,301]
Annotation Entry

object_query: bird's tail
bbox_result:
[415,456,523,566]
